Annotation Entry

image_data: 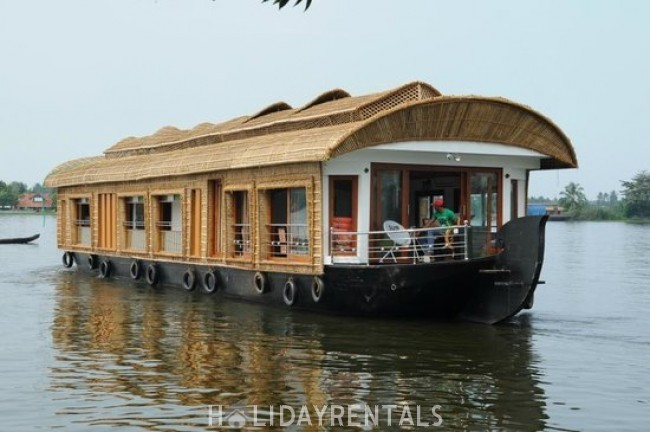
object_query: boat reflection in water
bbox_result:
[50,272,548,431]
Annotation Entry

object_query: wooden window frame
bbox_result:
[261,186,310,263]
[118,194,147,253]
[71,196,92,248]
[151,191,184,257]
[208,180,223,258]
[225,188,253,262]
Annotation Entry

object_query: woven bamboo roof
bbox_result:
[45,81,576,187]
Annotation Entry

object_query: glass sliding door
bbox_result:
[469,171,499,230]
[468,170,500,256]
[375,170,402,228]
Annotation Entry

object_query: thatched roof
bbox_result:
[45,81,576,188]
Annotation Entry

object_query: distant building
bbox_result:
[16,193,54,211]
[527,204,547,216]
[527,203,569,221]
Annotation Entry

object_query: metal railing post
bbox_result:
[329,226,334,264]
[463,220,469,260]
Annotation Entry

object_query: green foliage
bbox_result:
[8,181,28,195]
[0,188,16,207]
[262,0,312,10]
[558,182,587,213]
[571,204,624,221]
[0,182,21,207]
[32,183,46,193]
[621,170,650,218]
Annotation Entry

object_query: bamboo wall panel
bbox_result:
[97,193,117,250]
[58,199,66,248]
[56,163,323,274]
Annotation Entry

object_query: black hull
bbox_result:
[61,216,548,325]
[0,233,40,244]
[323,258,496,319]
[66,254,496,320]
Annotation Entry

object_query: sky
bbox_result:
[1,0,649,199]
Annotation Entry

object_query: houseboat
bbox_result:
[45,81,577,324]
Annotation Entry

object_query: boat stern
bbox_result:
[459,215,549,324]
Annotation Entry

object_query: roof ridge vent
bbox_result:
[245,101,293,122]
[357,81,441,119]
[297,89,351,112]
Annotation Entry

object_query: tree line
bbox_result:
[530,171,650,221]
[0,181,56,208]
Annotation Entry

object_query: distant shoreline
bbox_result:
[0,210,56,216]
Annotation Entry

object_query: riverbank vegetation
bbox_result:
[0,181,56,210]
[530,171,650,222]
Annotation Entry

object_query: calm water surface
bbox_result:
[0,214,648,431]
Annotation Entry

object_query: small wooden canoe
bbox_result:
[0,233,40,244]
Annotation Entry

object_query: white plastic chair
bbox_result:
[380,220,412,263]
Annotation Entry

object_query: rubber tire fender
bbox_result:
[182,269,196,291]
[88,254,98,270]
[283,278,297,306]
[62,252,74,268]
[253,271,267,294]
[99,259,111,278]
[202,270,219,294]
[311,276,325,303]
[129,261,141,280]
[145,264,159,286]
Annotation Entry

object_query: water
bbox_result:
[0,214,648,431]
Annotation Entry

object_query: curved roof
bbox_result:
[331,96,577,167]
[45,82,576,187]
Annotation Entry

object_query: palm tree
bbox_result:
[559,182,587,213]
